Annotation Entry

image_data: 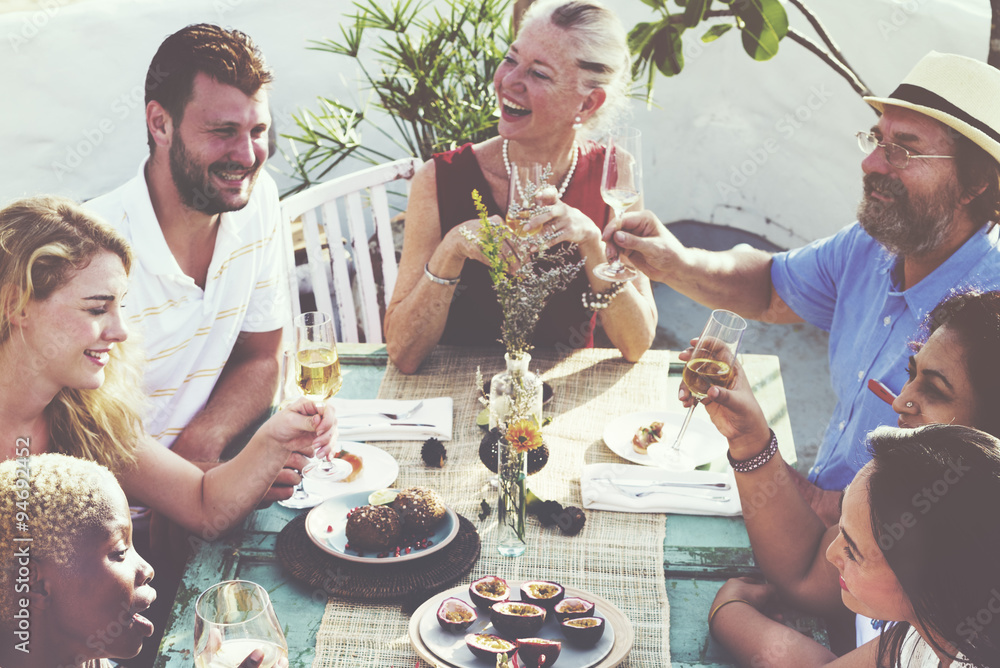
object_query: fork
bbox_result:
[603,479,730,502]
[593,477,731,490]
[340,399,425,421]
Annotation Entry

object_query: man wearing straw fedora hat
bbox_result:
[609,52,1000,515]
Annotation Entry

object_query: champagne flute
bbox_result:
[194,580,288,668]
[648,309,747,470]
[294,311,352,483]
[506,161,553,237]
[593,127,642,282]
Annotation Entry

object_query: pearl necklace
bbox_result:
[502,139,579,199]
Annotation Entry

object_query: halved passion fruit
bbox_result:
[469,575,511,610]
[553,596,595,623]
[520,580,565,611]
[436,597,477,633]
[516,638,562,668]
[490,601,546,638]
[561,616,606,647]
[465,633,516,661]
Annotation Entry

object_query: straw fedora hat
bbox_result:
[864,51,1000,166]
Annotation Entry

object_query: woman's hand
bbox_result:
[677,342,771,459]
[522,190,601,248]
[708,577,840,666]
[440,216,500,267]
[712,576,778,614]
[261,397,337,458]
[709,577,781,636]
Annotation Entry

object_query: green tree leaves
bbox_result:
[282,0,511,196]
[629,0,789,100]
[735,0,789,60]
[683,0,710,28]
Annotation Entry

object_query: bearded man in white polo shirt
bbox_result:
[87,24,288,463]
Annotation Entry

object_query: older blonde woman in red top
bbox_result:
[385,0,657,373]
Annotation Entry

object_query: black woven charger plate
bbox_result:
[276,512,480,601]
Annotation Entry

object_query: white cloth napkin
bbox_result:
[331,397,453,441]
[580,463,742,516]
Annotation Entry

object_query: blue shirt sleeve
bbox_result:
[770,224,868,332]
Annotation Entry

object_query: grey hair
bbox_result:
[521,0,632,135]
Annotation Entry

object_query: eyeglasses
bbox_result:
[856,131,954,170]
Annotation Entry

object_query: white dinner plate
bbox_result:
[603,410,728,470]
[278,442,399,510]
[417,582,615,668]
[305,489,459,563]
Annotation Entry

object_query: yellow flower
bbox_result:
[505,419,543,453]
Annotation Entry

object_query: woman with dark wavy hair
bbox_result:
[689,292,1000,665]
[680,291,1000,653]
[906,290,1000,439]
[707,424,998,667]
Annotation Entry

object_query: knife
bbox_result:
[339,422,437,429]
[594,477,731,491]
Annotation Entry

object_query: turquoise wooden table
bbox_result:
[155,345,825,667]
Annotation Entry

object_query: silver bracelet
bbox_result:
[727,429,779,473]
[424,262,460,286]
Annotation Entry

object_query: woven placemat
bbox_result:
[312,347,672,668]
[277,512,480,601]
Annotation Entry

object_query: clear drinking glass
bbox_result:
[649,309,747,470]
[506,161,554,237]
[279,311,349,509]
[593,127,642,283]
[294,311,351,483]
[194,580,288,668]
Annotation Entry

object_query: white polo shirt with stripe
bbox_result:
[86,161,288,448]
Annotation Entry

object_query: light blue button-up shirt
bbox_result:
[771,222,1000,490]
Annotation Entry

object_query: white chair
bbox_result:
[279,157,422,344]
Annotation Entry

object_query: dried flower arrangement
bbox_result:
[462,189,584,358]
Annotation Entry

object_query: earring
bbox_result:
[905,401,914,408]
[572,115,583,130]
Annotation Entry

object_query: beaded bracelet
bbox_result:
[708,598,752,631]
[581,281,626,310]
[424,262,460,286]
[727,429,779,473]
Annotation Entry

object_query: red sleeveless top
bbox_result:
[434,141,609,351]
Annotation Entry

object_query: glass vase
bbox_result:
[497,437,528,557]
[489,353,543,430]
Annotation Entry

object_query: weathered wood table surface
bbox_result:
[156,344,825,667]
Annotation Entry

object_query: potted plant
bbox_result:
[281,0,513,197]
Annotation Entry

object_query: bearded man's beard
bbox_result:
[168,132,260,215]
[857,172,960,257]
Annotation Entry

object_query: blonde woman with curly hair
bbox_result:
[0,453,284,668]
[0,195,335,539]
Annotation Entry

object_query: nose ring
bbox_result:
[906,401,913,408]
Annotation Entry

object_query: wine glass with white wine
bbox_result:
[293,311,352,485]
[648,309,747,470]
[506,161,554,237]
[279,313,348,509]
[194,580,288,668]
[593,127,642,283]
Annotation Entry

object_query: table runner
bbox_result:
[313,346,672,667]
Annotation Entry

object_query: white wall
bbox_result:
[0,0,990,246]
[614,0,990,246]
[0,0,357,201]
